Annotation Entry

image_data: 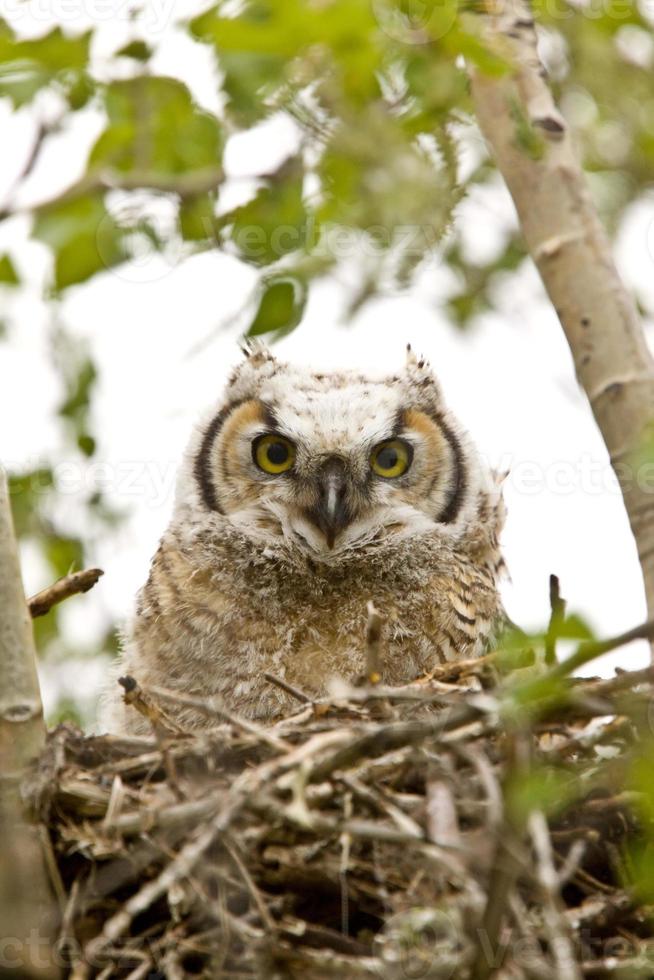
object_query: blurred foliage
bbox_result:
[0,0,652,322]
[0,252,19,285]
[5,328,123,723]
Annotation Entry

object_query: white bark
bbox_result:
[470,0,654,625]
[0,467,56,977]
[0,466,45,768]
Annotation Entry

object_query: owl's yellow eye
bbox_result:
[370,439,412,479]
[254,434,296,475]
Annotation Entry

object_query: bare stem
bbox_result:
[28,567,104,619]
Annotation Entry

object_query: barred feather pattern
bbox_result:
[104,348,508,734]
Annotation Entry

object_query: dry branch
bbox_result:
[470,0,654,625]
[28,568,104,619]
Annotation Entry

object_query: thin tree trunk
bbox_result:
[0,466,58,977]
[470,0,654,626]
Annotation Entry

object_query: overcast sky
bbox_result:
[2,4,654,723]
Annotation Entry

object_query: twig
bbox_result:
[28,568,104,618]
[340,772,424,840]
[223,834,277,934]
[545,574,567,665]
[119,675,187,738]
[148,684,291,754]
[550,618,654,679]
[108,791,222,837]
[263,672,312,704]
[426,778,461,848]
[305,705,485,785]
[585,665,654,698]
[556,839,587,888]
[529,810,582,980]
[0,116,62,218]
[83,786,249,966]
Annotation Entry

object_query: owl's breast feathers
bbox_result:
[108,513,505,733]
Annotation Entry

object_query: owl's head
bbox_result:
[176,345,503,561]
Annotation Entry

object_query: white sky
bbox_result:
[1,5,653,722]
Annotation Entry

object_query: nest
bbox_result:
[26,641,654,980]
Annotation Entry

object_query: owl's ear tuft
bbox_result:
[228,340,281,394]
[403,347,443,404]
[239,338,276,365]
[405,345,429,372]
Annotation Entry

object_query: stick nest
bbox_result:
[26,656,654,980]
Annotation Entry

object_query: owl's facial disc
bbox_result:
[191,371,478,559]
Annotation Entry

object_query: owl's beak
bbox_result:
[310,457,350,549]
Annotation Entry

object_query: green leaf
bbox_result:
[90,76,224,180]
[61,70,93,110]
[247,276,307,337]
[218,49,288,125]
[226,157,307,266]
[0,25,91,71]
[628,745,654,825]
[0,25,91,108]
[89,75,223,185]
[179,193,217,241]
[190,3,304,58]
[319,109,457,242]
[554,614,595,642]
[33,193,125,289]
[59,357,97,421]
[77,434,96,457]
[115,40,152,61]
[0,253,19,285]
[191,0,383,113]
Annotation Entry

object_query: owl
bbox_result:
[104,345,507,734]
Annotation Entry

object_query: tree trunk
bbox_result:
[470,0,654,627]
[0,466,58,977]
